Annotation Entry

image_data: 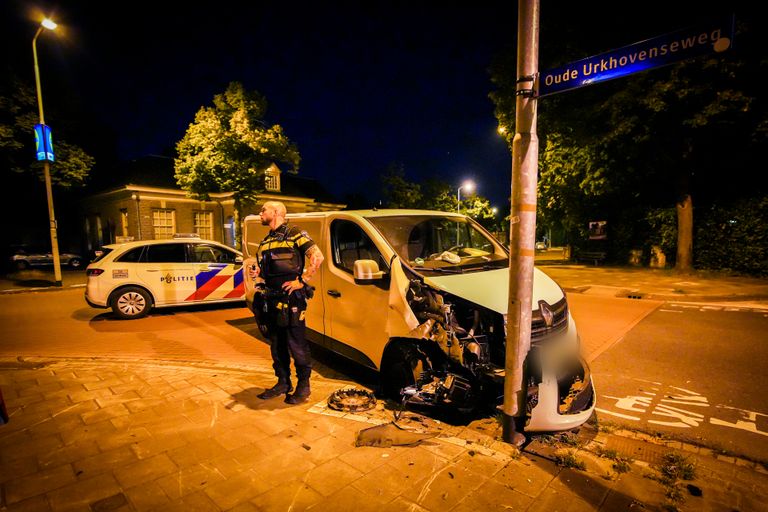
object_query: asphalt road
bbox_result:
[588,302,768,462]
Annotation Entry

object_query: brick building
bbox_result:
[80,156,345,253]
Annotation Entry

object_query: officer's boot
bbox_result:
[285,379,311,404]
[257,377,293,400]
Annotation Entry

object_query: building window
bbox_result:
[194,211,213,240]
[265,165,281,192]
[152,209,175,239]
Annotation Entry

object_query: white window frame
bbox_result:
[265,166,281,192]
[152,208,176,239]
[194,210,213,240]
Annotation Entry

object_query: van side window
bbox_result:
[330,220,386,274]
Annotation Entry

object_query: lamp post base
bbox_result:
[501,412,527,447]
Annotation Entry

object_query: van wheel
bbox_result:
[381,343,424,400]
[110,287,152,319]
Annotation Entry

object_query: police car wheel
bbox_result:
[110,286,152,319]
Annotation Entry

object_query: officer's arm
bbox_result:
[301,245,324,285]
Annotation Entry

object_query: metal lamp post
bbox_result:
[32,18,62,286]
[456,180,475,246]
[456,180,475,214]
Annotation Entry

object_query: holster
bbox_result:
[275,299,291,327]
[252,290,271,338]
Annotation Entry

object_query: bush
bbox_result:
[695,196,768,276]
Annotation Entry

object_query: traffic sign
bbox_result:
[539,16,735,97]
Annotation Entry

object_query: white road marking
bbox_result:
[598,381,768,437]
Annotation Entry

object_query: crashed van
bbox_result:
[242,209,595,432]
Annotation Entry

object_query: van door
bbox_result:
[324,218,390,369]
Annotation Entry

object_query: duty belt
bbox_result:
[263,289,289,300]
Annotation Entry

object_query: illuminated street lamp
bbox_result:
[32,17,62,286]
[457,180,475,214]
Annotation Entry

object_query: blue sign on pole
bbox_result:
[34,123,55,162]
[539,16,735,97]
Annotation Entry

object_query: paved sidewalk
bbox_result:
[2,357,767,511]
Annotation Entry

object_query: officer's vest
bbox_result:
[258,224,306,279]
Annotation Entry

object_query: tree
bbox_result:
[0,78,94,188]
[490,19,766,272]
[421,178,455,212]
[379,167,498,230]
[379,162,422,208]
[175,82,300,244]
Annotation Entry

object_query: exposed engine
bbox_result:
[399,277,593,421]
[400,279,505,413]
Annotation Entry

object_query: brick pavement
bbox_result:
[2,357,767,511]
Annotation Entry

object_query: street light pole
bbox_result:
[456,180,475,214]
[32,19,62,287]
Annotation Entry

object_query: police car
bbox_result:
[84,236,245,319]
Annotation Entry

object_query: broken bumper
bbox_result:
[527,357,596,432]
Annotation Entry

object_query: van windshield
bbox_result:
[366,214,508,272]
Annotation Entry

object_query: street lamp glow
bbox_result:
[41,18,58,30]
[32,16,63,287]
[457,180,475,214]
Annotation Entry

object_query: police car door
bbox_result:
[324,218,389,370]
[187,242,245,302]
[136,242,195,306]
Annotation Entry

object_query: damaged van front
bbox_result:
[242,209,595,432]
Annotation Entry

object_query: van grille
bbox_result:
[531,297,568,341]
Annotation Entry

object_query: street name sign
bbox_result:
[539,16,735,97]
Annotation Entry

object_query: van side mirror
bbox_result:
[353,259,386,283]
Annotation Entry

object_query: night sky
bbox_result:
[1,1,759,214]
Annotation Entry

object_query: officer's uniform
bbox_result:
[255,223,316,397]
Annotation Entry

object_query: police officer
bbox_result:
[247,201,324,404]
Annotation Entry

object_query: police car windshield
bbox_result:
[366,214,508,273]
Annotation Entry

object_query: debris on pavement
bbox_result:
[355,421,438,447]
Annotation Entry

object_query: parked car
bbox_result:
[242,209,595,433]
[10,245,84,270]
[535,241,547,251]
[84,236,245,319]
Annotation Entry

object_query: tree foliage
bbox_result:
[379,162,422,208]
[379,164,498,229]
[0,78,94,188]
[490,19,767,273]
[175,82,300,243]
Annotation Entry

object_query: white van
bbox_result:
[242,209,595,432]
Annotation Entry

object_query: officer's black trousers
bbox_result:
[268,294,312,381]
